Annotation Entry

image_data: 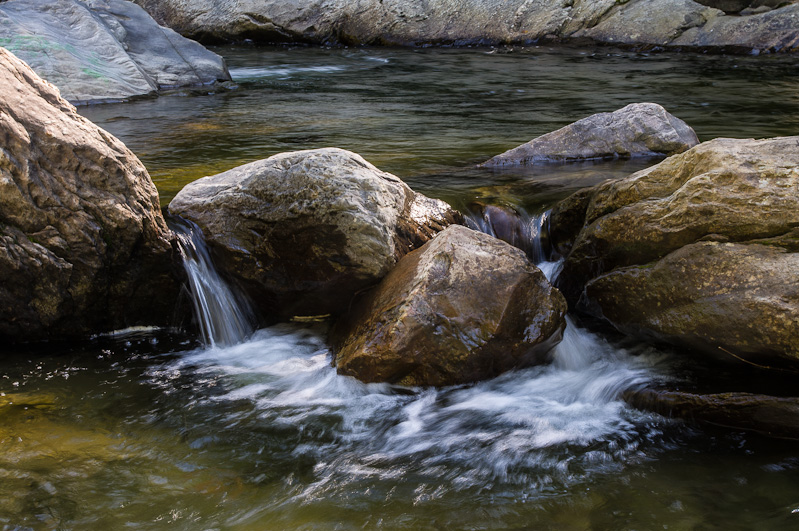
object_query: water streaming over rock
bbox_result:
[466,204,553,264]
[173,219,255,348]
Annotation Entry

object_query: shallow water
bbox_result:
[3,44,799,529]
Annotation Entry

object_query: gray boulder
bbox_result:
[0,48,180,342]
[168,148,462,321]
[550,136,799,364]
[0,0,231,104]
[132,0,799,53]
[332,225,567,387]
[481,103,698,167]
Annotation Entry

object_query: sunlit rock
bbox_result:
[550,136,799,363]
[481,103,698,167]
[0,0,231,104]
[0,48,180,342]
[331,225,567,387]
[168,148,462,321]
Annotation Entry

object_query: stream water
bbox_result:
[2,45,799,529]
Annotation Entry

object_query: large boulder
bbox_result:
[168,148,462,321]
[0,0,231,104]
[481,103,698,167]
[331,225,567,387]
[550,136,799,363]
[0,48,180,342]
[132,0,799,53]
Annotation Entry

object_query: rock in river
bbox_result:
[481,103,698,167]
[550,136,799,364]
[0,0,231,104]
[0,48,180,342]
[332,225,567,387]
[168,148,462,321]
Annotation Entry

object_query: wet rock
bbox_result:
[466,202,551,261]
[168,148,462,321]
[625,388,799,440]
[481,103,698,167]
[331,225,567,387]
[0,48,180,342]
[133,0,799,53]
[0,0,230,104]
[551,136,799,363]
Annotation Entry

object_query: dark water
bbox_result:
[2,45,799,530]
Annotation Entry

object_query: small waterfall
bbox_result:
[172,220,255,348]
[466,203,553,264]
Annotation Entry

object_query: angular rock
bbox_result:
[0,0,231,104]
[482,103,698,167]
[0,48,180,342]
[550,136,799,363]
[331,225,567,387]
[625,388,799,440]
[168,148,462,321]
[133,0,799,53]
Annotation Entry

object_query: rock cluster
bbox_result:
[0,0,231,103]
[0,47,180,342]
[132,0,799,53]
[551,136,799,364]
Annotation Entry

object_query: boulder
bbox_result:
[550,136,799,363]
[132,0,799,53]
[625,389,799,440]
[331,225,567,387]
[481,103,698,167]
[168,148,462,321]
[0,48,180,342]
[0,0,231,104]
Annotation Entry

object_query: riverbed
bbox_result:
[2,44,799,529]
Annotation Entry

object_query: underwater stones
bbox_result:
[0,0,230,104]
[331,225,567,387]
[550,136,799,363]
[482,103,698,167]
[625,389,799,440]
[0,48,180,342]
[168,148,462,321]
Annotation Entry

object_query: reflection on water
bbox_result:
[79,45,799,206]
[3,44,798,529]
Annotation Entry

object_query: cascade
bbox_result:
[172,219,255,348]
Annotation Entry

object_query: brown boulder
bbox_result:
[0,48,180,342]
[332,225,567,387]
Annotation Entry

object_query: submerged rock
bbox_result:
[133,0,799,53]
[481,103,698,167]
[0,0,231,104]
[0,48,180,342]
[332,225,567,387]
[168,148,462,321]
[550,136,799,363]
[625,388,799,440]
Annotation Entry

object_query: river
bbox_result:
[2,44,799,529]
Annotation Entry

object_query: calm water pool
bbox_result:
[2,44,798,530]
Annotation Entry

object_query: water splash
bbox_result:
[172,220,255,348]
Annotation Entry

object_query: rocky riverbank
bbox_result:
[132,0,799,53]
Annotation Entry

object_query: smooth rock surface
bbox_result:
[0,0,230,104]
[133,0,799,53]
[551,136,799,363]
[168,148,462,320]
[0,48,180,342]
[332,225,567,387]
[625,388,799,440]
[481,103,698,167]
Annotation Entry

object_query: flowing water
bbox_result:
[3,45,799,529]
